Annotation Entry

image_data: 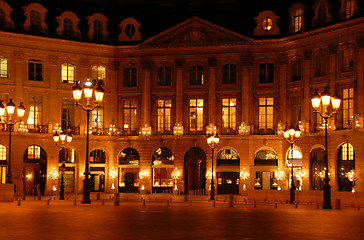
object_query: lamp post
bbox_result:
[0,99,26,184]
[206,133,220,201]
[53,130,72,200]
[283,124,301,203]
[311,86,341,209]
[73,79,104,204]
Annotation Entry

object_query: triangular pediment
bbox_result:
[141,16,252,48]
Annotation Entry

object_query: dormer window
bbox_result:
[87,13,109,42]
[339,0,358,20]
[254,11,280,36]
[23,3,48,34]
[118,18,142,42]
[312,0,332,27]
[288,3,305,34]
[56,11,81,39]
[0,1,14,30]
[94,20,102,42]
[345,0,354,19]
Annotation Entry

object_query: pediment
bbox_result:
[141,16,252,48]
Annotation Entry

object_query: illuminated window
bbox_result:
[94,20,102,41]
[123,67,137,87]
[287,147,302,167]
[189,99,203,133]
[222,98,236,133]
[254,149,278,166]
[61,63,75,83]
[119,148,139,165]
[92,66,106,86]
[28,60,43,81]
[0,56,8,78]
[153,168,174,188]
[92,103,103,134]
[294,9,302,32]
[59,148,76,163]
[0,144,7,161]
[261,17,272,31]
[189,65,203,85]
[342,48,354,72]
[123,100,138,135]
[217,149,240,166]
[28,145,41,159]
[259,63,274,84]
[61,99,74,131]
[157,66,171,86]
[310,148,325,190]
[343,88,354,128]
[0,166,5,184]
[314,54,326,77]
[27,96,42,130]
[259,98,274,130]
[90,149,106,163]
[30,10,41,34]
[345,0,354,19]
[222,64,236,84]
[157,99,171,134]
[63,18,73,38]
[290,58,301,81]
[337,143,355,191]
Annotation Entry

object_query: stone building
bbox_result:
[0,0,363,202]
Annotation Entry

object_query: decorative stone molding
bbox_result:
[279,55,288,65]
[207,57,217,67]
[241,55,254,66]
[0,0,14,30]
[87,13,109,41]
[23,3,48,33]
[303,50,312,60]
[312,0,332,27]
[254,11,280,36]
[174,59,185,68]
[141,60,153,70]
[328,44,338,55]
[118,18,142,42]
[56,11,81,38]
[288,3,305,34]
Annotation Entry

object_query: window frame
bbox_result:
[28,59,43,81]
[61,63,75,84]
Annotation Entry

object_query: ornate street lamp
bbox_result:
[171,168,181,192]
[0,99,26,184]
[206,133,220,201]
[53,130,72,200]
[311,86,341,209]
[73,79,104,204]
[283,124,301,203]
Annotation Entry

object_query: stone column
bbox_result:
[241,56,253,123]
[357,38,364,116]
[303,50,312,131]
[142,60,152,126]
[279,55,288,124]
[175,59,184,123]
[208,58,216,125]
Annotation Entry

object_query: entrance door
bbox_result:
[262,172,271,190]
[123,172,138,193]
[217,172,239,194]
[184,147,206,194]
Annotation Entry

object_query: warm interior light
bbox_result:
[0,101,5,116]
[72,81,82,101]
[6,99,15,115]
[60,131,66,141]
[17,102,26,118]
[331,90,341,110]
[311,89,321,110]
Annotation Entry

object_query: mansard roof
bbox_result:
[141,16,252,48]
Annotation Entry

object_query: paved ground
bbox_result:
[0,198,363,240]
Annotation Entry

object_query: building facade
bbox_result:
[0,0,363,200]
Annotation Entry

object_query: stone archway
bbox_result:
[184,147,206,194]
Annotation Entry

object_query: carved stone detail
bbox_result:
[303,50,312,60]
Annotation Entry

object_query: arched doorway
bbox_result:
[337,143,355,191]
[152,147,174,193]
[23,145,47,195]
[310,148,326,190]
[58,147,77,193]
[216,148,240,194]
[119,147,140,193]
[89,149,106,192]
[184,147,206,194]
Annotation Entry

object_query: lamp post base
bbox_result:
[323,178,332,209]
[81,176,91,204]
[289,185,295,204]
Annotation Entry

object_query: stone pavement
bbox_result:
[0,197,363,240]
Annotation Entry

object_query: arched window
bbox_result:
[294,9,302,32]
[254,149,278,166]
[152,147,174,165]
[337,143,355,191]
[59,148,76,163]
[119,148,139,165]
[90,149,106,163]
[30,10,41,34]
[94,20,102,41]
[310,148,326,190]
[217,149,240,166]
[286,147,302,167]
[63,18,73,38]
